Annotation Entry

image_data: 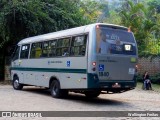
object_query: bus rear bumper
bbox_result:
[98,80,136,93]
[87,73,137,93]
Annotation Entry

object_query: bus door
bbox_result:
[11,45,25,83]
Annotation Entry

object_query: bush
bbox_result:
[136,74,144,82]
[150,73,160,84]
[136,73,160,84]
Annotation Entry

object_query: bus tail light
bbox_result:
[135,64,138,72]
[128,26,131,32]
[82,77,86,80]
[96,25,100,29]
[92,62,96,66]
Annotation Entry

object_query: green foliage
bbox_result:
[148,0,160,13]
[0,0,90,49]
[105,10,121,24]
[101,0,160,56]
[137,73,160,84]
[117,0,160,56]
[136,74,143,82]
[79,0,104,23]
[150,73,160,84]
[0,0,94,79]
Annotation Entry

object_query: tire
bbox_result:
[50,80,67,98]
[85,91,101,98]
[13,76,23,90]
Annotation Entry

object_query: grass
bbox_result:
[136,82,160,92]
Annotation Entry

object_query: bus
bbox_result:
[11,23,138,98]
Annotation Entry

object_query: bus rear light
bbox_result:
[92,62,96,66]
[135,64,138,72]
[82,77,86,80]
[96,25,100,29]
[128,26,131,32]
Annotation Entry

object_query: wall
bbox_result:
[138,57,160,75]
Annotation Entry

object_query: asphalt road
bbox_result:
[0,85,160,120]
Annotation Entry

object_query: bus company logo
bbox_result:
[2,112,12,118]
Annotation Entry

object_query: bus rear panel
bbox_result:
[87,24,138,93]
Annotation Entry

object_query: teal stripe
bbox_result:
[11,67,87,74]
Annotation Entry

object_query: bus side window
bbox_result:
[71,35,87,56]
[20,44,30,59]
[62,48,69,56]
[12,46,20,61]
[42,42,49,57]
[30,42,42,58]
[56,38,71,57]
[49,40,57,57]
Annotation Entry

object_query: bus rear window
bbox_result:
[96,27,136,55]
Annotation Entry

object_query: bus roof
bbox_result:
[18,23,128,45]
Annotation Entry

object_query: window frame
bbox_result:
[56,37,71,57]
[28,33,88,59]
[30,42,43,59]
[20,44,30,59]
[70,34,87,56]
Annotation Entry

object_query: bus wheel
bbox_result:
[13,77,23,90]
[50,80,63,98]
[84,91,101,98]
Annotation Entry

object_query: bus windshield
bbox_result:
[96,27,136,55]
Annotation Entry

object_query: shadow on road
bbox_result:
[22,87,129,106]
[66,93,126,106]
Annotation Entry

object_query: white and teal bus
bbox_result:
[11,23,138,98]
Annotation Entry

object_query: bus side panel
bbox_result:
[60,73,87,89]
[11,70,24,84]
[11,58,24,84]
[15,57,88,89]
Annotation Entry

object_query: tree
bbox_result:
[118,0,160,56]
[0,0,90,79]
[79,0,104,23]
[148,0,160,13]
[119,1,147,51]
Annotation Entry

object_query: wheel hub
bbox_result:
[14,80,19,88]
